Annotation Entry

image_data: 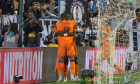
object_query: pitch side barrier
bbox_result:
[0,47,138,83]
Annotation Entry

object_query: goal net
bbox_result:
[92,0,140,84]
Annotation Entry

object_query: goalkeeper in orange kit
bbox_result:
[63,14,81,82]
[90,20,124,78]
[55,13,76,82]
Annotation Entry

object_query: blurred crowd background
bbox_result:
[0,0,139,48]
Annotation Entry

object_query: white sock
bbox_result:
[124,70,131,83]
[71,73,74,78]
[75,76,78,78]
[64,77,67,79]
[59,74,62,79]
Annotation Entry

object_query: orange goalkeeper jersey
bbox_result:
[68,20,78,57]
[56,20,74,44]
[68,20,77,32]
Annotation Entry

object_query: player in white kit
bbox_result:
[116,8,140,84]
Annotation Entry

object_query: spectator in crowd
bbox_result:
[0,25,10,36]
[27,0,55,8]
[9,1,19,16]
[23,10,43,47]
[24,0,41,13]
[88,0,93,10]
[0,25,10,47]
[28,0,39,8]
[75,24,89,46]
[29,0,48,7]
[2,23,22,48]
[43,25,58,47]
[37,3,41,11]
[2,0,12,15]
[30,2,41,19]
[47,0,58,14]
[88,0,97,14]
[93,7,98,17]
[88,0,99,17]
[41,3,57,18]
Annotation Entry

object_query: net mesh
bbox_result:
[92,0,140,84]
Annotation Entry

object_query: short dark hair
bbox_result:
[32,2,38,6]
[10,23,19,34]
[67,14,72,20]
[136,8,140,16]
[51,25,55,28]
[27,9,33,14]
[1,25,10,35]
[41,3,46,7]
[60,13,67,20]
[81,24,88,28]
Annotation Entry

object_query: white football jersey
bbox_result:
[124,18,140,51]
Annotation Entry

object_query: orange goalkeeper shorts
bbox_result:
[58,43,75,57]
[100,46,111,60]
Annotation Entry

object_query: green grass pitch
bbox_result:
[38,72,140,84]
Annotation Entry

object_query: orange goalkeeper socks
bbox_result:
[114,64,124,74]
[64,64,68,77]
[70,61,75,75]
[75,64,79,76]
[58,62,63,76]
